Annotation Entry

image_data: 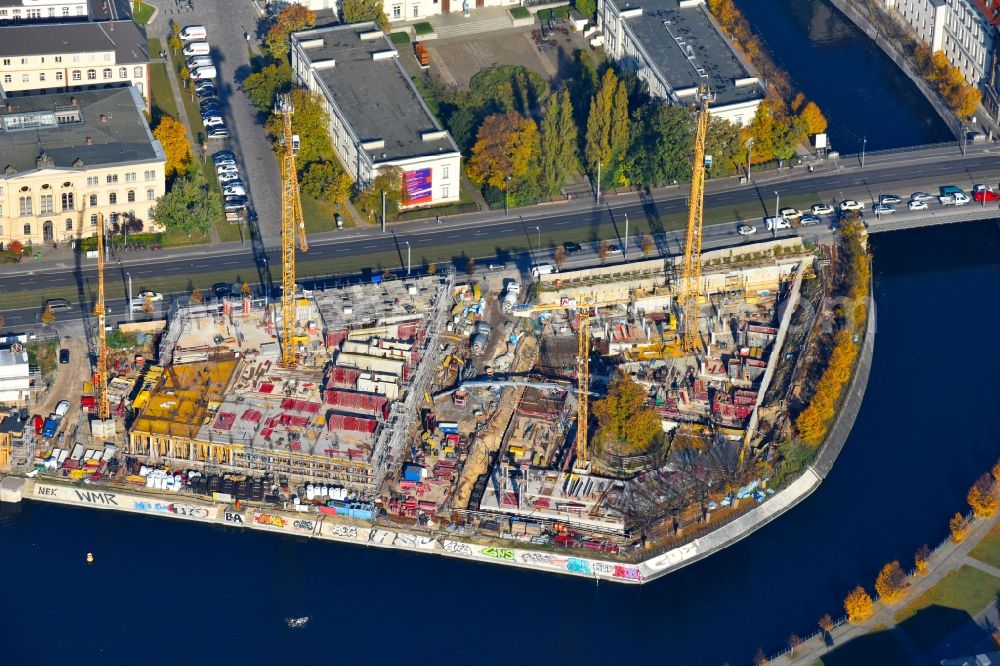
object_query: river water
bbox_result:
[733,0,952,151]
[0,3,989,665]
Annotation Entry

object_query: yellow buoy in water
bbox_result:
[86,552,94,564]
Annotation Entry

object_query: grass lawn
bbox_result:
[133,1,155,25]
[970,522,1000,569]
[301,193,343,233]
[147,39,179,122]
[27,339,59,378]
[894,565,1000,651]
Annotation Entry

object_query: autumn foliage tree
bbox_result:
[153,116,192,179]
[593,371,662,453]
[874,561,907,604]
[340,0,389,30]
[818,614,834,633]
[40,305,55,326]
[553,245,566,269]
[916,48,981,118]
[190,286,203,304]
[799,101,828,135]
[968,472,998,518]
[467,112,540,194]
[264,4,315,58]
[914,544,931,575]
[950,512,969,543]
[844,586,874,624]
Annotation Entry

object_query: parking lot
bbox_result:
[147,0,282,245]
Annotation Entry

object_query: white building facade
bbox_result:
[0,347,31,406]
[886,0,993,85]
[0,0,88,23]
[288,0,518,24]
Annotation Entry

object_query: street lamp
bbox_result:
[125,272,133,322]
[405,241,411,276]
[504,175,512,216]
[860,136,867,168]
[535,226,541,262]
[746,138,754,180]
[624,212,629,261]
[773,191,780,236]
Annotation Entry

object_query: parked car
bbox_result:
[488,263,507,271]
[764,216,791,231]
[212,282,232,297]
[213,150,235,163]
[563,241,582,254]
[202,116,225,127]
[186,56,213,70]
[224,194,247,206]
[799,215,821,226]
[247,208,259,223]
[907,200,928,211]
[55,400,70,418]
[334,212,344,230]
[59,348,70,364]
[811,203,835,215]
[839,199,864,211]
[223,185,246,197]
[778,207,802,219]
[873,204,896,215]
[910,192,935,202]
[179,25,207,41]
[200,99,221,111]
[195,86,217,99]
[138,290,163,302]
[737,224,756,236]
[207,127,230,139]
[224,201,245,213]
[879,194,902,205]
[219,173,241,185]
[190,66,217,81]
[183,41,210,57]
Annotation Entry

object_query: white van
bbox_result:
[531,264,556,278]
[186,55,213,70]
[190,65,217,81]
[179,25,207,41]
[182,41,210,57]
[764,216,791,231]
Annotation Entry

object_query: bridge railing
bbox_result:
[834,140,959,161]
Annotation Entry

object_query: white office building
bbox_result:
[886,0,993,85]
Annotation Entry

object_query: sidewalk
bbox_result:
[771,507,1000,665]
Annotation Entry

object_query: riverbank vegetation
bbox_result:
[794,218,869,444]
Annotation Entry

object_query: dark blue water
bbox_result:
[4,221,1000,665]
[733,0,952,151]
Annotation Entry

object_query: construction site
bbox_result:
[0,87,865,570]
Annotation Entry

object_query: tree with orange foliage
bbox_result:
[640,234,655,257]
[553,245,566,269]
[914,544,931,575]
[40,305,55,326]
[968,472,998,518]
[467,112,540,192]
[799,102,828,135]
[950,512,969,543]
[844,586,874,624]
[993,458,1000,485]
[264,4,315,57]
[818,614,834,633]
[153,116,191,178]
[875,561,907,604]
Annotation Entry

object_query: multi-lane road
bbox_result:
[2,146,999,328]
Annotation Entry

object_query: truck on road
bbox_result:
[938,186,969,206]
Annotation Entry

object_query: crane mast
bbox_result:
[276,94,308,367]
[575,308,591,469]
[680,88,711,352]
[95,212,110,420]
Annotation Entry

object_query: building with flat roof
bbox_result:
[0,347,30,405]
[0,87,166,248]
[0,19,149,108]
[597,0,765,127]
[289,0,520,24]
[291,23,461,209]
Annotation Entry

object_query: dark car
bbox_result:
[563,241,582,254]
[195,86,217,99]
[59,348,70,364]
[247,208,259,223]
[212,282,231,297]
[213,150,235,162]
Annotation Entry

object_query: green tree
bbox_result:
[585,68,630,184]
[468,65,548,117]
[574,0,596,19]
[265,88,334,164]
[341,0,389,30]
[153,176,220,235]
[569,50,598,132]
[592,371,662,453]
[301,160,353,205]
[242,62,292,113]
[703,117,743,176]
[539,90,579,194]
[355,166,403,221]
[264,4,315,58]
[629,101,694,186]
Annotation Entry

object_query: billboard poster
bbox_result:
[403,168,433,205]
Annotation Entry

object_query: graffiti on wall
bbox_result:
[254,513,286,528]
[442,540,473,556]
[481,547,515,561]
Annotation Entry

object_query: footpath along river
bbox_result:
[0,3,992,664]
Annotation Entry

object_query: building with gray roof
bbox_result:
[291,23,461,209]
[597,0,764,127]
[0,87,166,248]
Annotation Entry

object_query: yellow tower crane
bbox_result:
[275,94,308,367]
[679,86,711,353]
[95,212,110,421]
